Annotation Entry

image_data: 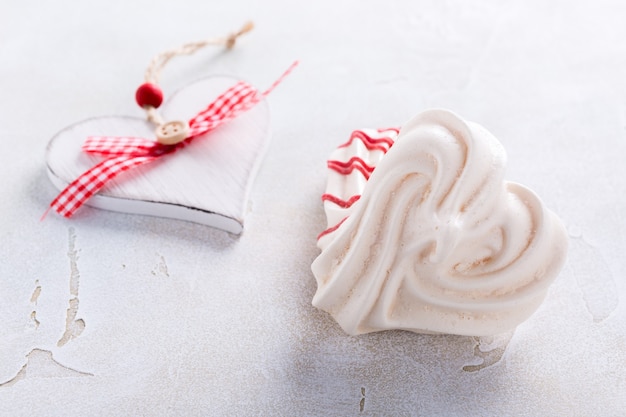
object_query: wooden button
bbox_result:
[155,121,189,145]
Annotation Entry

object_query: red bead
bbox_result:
[135,83,163,108]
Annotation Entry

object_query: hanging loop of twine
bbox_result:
[141,21,254,126]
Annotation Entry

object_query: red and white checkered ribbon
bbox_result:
[47,62,297,218]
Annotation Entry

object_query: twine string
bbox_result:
[143,21,255,126]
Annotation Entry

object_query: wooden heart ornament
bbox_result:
[46,76,271,234]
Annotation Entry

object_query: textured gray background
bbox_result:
[1,1,625,415]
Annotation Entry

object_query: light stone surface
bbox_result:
[1,1,625,416]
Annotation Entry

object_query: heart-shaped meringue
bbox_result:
[46,76,271,234]
[312,109,568,336]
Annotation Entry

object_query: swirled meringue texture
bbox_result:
[311,109,568,336]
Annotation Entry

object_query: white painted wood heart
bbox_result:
[46,76,271,234]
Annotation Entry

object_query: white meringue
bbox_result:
[311,109,568,336]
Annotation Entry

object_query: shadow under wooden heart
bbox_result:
[46,76,271,234]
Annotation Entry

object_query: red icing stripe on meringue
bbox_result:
[327,156,375,179]
[338,130,396,153]
[317,217,348,240]
[377,127,400,133]
[321,193,361,208]
[318,128,399,241]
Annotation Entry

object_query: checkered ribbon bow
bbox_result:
[48,63,297,218]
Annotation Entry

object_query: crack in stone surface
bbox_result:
[57,228,85,347]
[0,349,93,388]
[30,280,41,304]
[30,311,40,329]
[151,254,170,277]
[29,279,41,329]
[359,387,365,412]
[462,331,513,372]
